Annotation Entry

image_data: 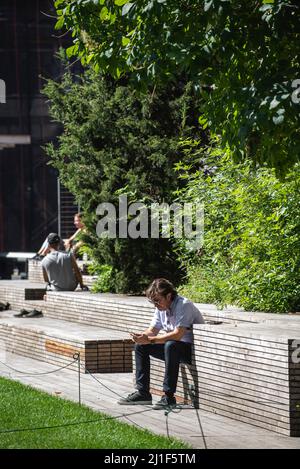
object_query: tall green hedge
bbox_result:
[43,68,202,292]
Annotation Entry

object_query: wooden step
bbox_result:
[41,290,252,333]
[132,321,300,437]
[1,279,300,436]
[0,311,133,374]
[41,289,300,330]
[0,280,46,311]
[43,291,154,332]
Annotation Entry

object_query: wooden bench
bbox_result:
[42,290,260,332]
[1,280,299,435]
[138,321,300,436]
[0,312,133,373]
[0,280,46,310]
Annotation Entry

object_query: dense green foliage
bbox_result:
[54,0,300,172]
[0,377,189,448]
[45,1,300,311]
[43,67,201,292]
[43,63,300,312]
[176,140,300,313]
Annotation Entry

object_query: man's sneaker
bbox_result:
[152,395,176,410]
[25,309,43,318]
[118,391,152,405]
[13,309,31,318]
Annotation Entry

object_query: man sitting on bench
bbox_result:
[118,278,204,409]
[41,233,88,292]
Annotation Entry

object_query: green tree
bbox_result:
[43,67,202,292]
[176,139,300,313]
[54,0,300,172]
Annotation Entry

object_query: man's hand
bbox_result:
[130,333,150,344]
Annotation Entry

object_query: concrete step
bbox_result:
[0,311,133,374]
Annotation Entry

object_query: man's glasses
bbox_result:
[148,297,163,306]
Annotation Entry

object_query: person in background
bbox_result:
[118,278,204,409]
[41,233,88,291]
[35,212,85,259]
[64,212,86,257]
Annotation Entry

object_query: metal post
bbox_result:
[57,178,61,237]
[78,352,81,405]
[73,352,81,405]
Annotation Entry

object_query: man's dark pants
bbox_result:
[135,340,192,395]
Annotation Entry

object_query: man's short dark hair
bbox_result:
[47,233,61,245]
[145,278,177,301]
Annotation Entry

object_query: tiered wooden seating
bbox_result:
[43,291,153,331]
[0,280,45,310]
[0,281,134,374]
[0,279,299,436]
[143,320,300,436]
[0,312,133,373]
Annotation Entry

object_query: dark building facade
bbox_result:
[0,0,76,254]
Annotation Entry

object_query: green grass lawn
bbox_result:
[0,377,190,449]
